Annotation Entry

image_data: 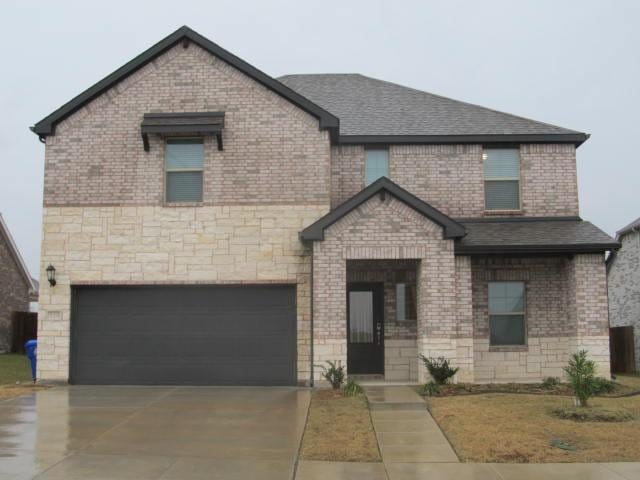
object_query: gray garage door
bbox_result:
[70,285,296,385]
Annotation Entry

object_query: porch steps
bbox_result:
[364,386,459,463]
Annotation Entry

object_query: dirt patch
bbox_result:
[300,389,381,462]
[416,378,640,398]
[0,384,48,401]
[428,393,640,462]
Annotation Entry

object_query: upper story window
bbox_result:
[165,138,204,203]
[483,148,520,211]
[365,149,389,186]
[489,281,526,346]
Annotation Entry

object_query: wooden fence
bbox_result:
[10,312,37,354]
[609,326,636,374]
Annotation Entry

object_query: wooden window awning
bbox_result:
[141,112,225,151]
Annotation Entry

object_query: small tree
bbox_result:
[318,360,345,389]
[564,350,596,407]
[419,355,459,385]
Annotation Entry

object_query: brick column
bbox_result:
[567,253,611,378]
[416,242,458,383]
[454,256,474,382]
[312,241,347,383]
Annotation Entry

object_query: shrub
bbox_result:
[422,380,441,396]
[318,360,345,390]
[591,377,616,395]
[419,355,459,385]
[542,376,560,389]
[563,350,596,407]
[343,377,364,397]
[552,405,633,422]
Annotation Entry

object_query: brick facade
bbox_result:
[44,43,330,207]
[472,254,610,382]
[0,234,31,352]
[330,144,579,217]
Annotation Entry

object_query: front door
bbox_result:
[347,283,384,374]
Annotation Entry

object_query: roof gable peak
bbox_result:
[31,26,338,138]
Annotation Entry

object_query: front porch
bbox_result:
[303,178,613,385]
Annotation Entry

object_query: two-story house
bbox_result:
[31,26,619,386]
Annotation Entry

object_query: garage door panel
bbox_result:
[70,285,296,385]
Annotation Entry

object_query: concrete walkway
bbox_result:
[365,385,458,464]
[295,385,640,480]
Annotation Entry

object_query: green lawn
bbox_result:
[0,353,33,385]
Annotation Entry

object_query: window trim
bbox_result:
[488,281,527,347]
[164,137,204,203]
[364,148,390,186]
[483,148,522,212]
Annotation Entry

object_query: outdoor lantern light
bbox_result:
[46,264,56,287]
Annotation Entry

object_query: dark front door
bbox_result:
[347,283,384,374]
[70,285,297,386]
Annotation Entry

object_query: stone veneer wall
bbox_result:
[0,233,31,352]
[312,193,464,383]
[608,230,640,371]
[347,260,419,381]
[330,144,579,217]
[472,254,610,382]
[38,205,327,383]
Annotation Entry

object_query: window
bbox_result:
[396,283,417,321]
[483,148,520,210]
[365,149,389,186]
[165,138,204,202]
[489,282,526,346]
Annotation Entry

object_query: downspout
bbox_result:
[310,242,314,387]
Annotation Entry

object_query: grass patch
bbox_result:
[551,405,634,422]
[300,389,381,462]
[0,353,33,385]
[428,393,640,462]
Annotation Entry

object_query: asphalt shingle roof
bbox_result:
[278,74,584,138]
[455,219,619,254]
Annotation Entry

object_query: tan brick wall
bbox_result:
[37,204,326,383]
[44,43,330,207]
[330,144,579,217]
[0,234,30,352]
[472,254,610,382]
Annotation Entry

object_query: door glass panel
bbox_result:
[349,291,373,343]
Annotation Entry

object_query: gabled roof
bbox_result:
[455,217,620,255]
[616,216,640,239]
[279,74,589,146]
[0,214,37,298]
[300,177,466,241]
[31,26,339,138]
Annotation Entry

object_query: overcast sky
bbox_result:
[1,0,639,276]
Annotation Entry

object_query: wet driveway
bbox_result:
[0,386,310,480]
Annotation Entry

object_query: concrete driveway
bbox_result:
[0,386,310,480]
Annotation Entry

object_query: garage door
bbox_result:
[70,285,296,385]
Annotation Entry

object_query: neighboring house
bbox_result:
[608,217,640,371]
[31,26,619,386]
[0,214,38,352]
